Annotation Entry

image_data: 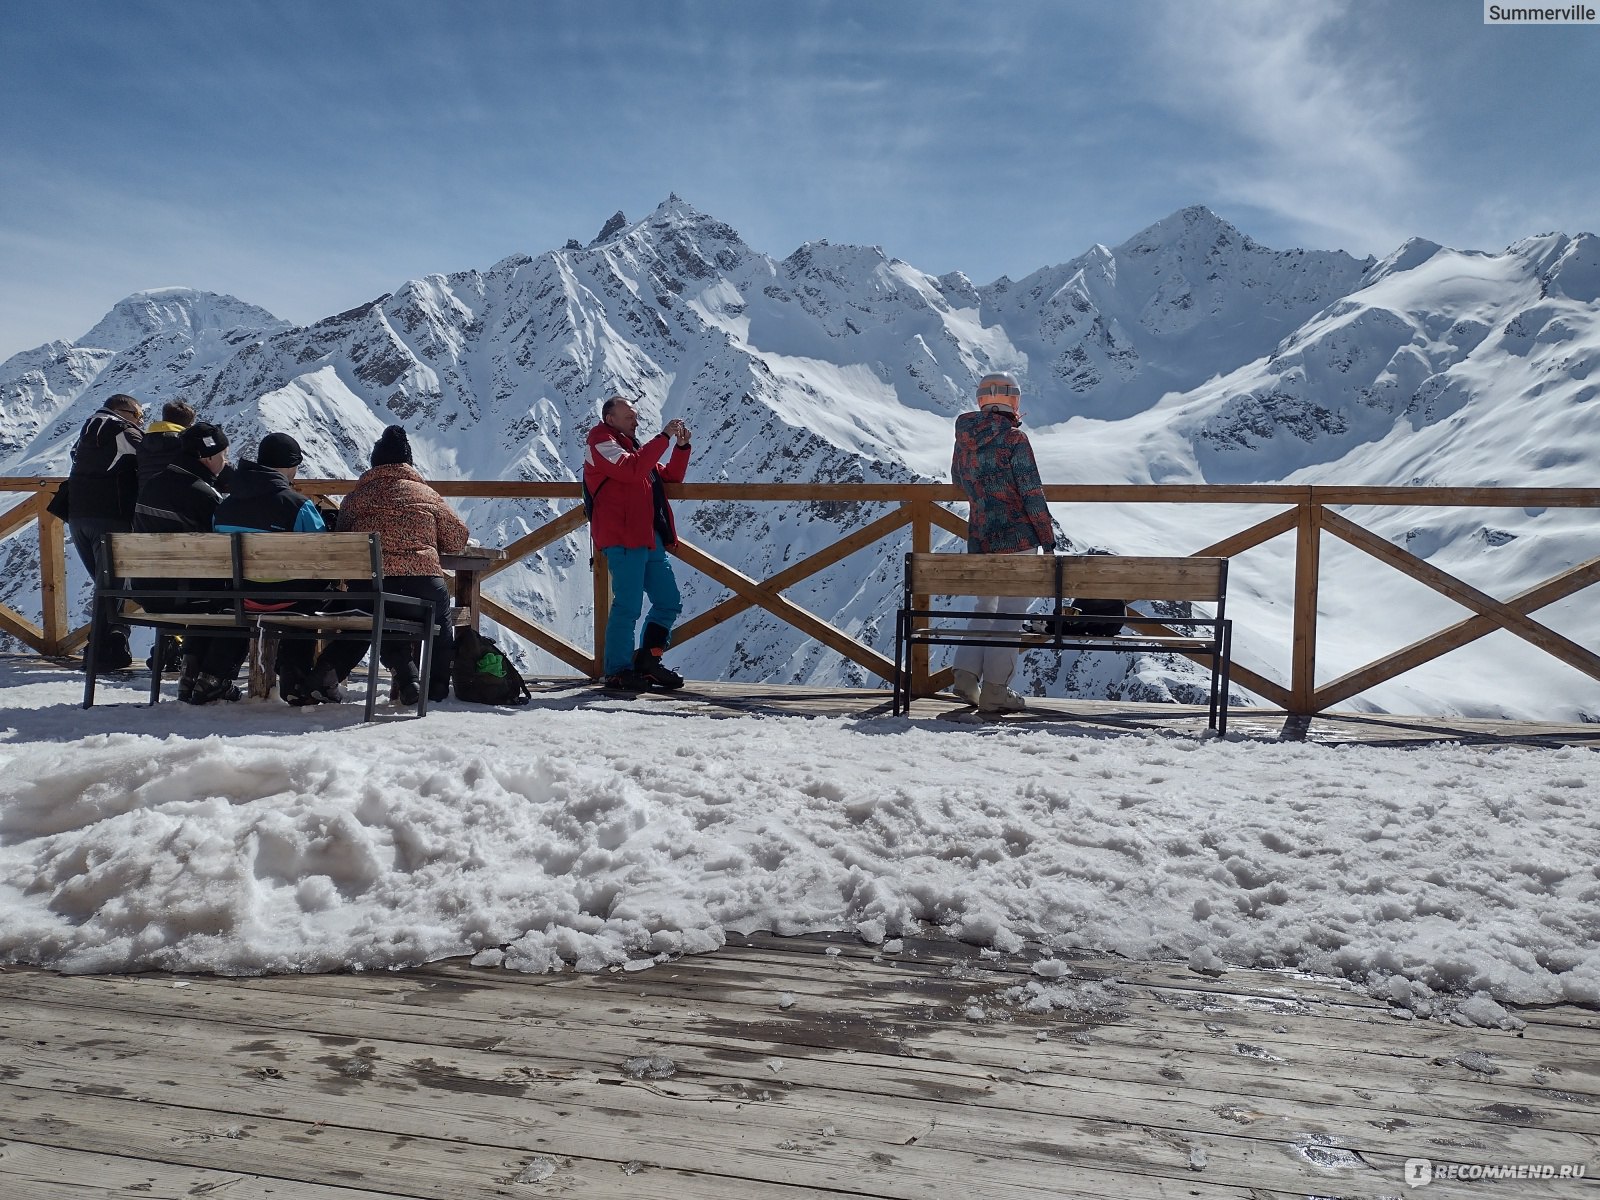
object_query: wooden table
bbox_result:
[440,546,505,632]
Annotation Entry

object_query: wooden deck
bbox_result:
[529,677,1600,750]
[21,652,1599,747]
[1,931,1594,1199]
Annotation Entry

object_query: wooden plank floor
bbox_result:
[1,931,1594,1199]
[532,677,1600,749]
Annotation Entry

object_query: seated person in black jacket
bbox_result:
[132,422,243,703]
[138,400,237,495]
[213,432,365,707]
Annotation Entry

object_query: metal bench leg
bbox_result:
[416,621,434,718]
[81,597,103,710]
[1207,640,1221,733]
[363,629,381,723]
[148,633,166,706]
[1218,625,1233,737]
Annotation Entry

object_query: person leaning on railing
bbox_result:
[66,392,146,673]
[949,371,1056,713]
[334,425,469,706]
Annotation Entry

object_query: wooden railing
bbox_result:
[4,479,1598,715]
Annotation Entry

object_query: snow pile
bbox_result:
[1,660,1594,1022]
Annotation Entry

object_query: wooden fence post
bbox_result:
[1290,492,1321,717]
[591,550,609,678]
[38,497,69,655]
[248,635,279,700]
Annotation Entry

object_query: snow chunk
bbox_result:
[620,1055,676,1080]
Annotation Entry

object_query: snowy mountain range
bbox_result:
[2,199,1597,721]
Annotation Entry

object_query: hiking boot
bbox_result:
[635,621,685,690]
[950,669,981,706]
[603,669,654,692]
[977,682,1027,713]
[87,634,134,674]
[279,669,317,706]
[147,634,185,676]
[390,660,421,706]
[177,671,199,704]
[306,664,346,705]
[186,672,242,705]
[634,647,684,690]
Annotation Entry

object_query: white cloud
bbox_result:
[1149,0,1420,254]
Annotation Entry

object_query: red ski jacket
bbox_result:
[583,423,691,551]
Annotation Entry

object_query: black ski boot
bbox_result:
[176,651,203,703]
[634,622,684,690]
[603,668,654,692]
[389,658,421,706]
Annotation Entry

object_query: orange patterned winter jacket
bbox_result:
[335,463,470,578]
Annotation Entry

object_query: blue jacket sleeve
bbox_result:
[293,501,328,533]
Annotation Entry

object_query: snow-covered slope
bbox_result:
[2,202,1596,720]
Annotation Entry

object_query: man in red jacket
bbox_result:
[584,395,691,690]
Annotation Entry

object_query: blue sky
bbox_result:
[2,0,1596,362]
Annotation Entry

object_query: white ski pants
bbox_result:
[952,590,1031,686]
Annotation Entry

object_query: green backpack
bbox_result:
[451,627,532,705]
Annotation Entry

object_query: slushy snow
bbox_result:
[0,658,1595,1027]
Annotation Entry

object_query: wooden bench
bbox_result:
[85,532,438,720]
[893,553,1233,733]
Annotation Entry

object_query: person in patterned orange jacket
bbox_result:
[950,372,1055,712]
[336,426,470,704]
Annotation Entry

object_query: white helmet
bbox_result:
[976,371,1021,417]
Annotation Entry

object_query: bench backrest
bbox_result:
[906,553,1227,601]
[238,533,379,581]
[105,533,235,580]
[104,532,383,583]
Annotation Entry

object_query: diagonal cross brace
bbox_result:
[1321,508,1600,686]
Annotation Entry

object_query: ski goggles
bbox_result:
[976,381,1020,400]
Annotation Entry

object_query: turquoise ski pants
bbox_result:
[602,536,682,675]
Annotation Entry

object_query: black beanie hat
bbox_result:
[257,432,304,469]
[181,421,229,458]
[371,425,414,467]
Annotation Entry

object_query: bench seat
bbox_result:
[87,532,437,721]
[893,552,1233,733]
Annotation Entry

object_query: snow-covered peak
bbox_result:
[634,196,751,256]
[0,338,77,377]
[1516,231,1600,303]
[974,206,1372,421]
[589,211,629,246]
[1114,204,1254,259]
[1361,237,1448,286]
[77,288,288,352]
[651,192,698,221]
[781,238,890,282]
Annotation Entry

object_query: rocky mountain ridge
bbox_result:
[2,199,1596,720]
